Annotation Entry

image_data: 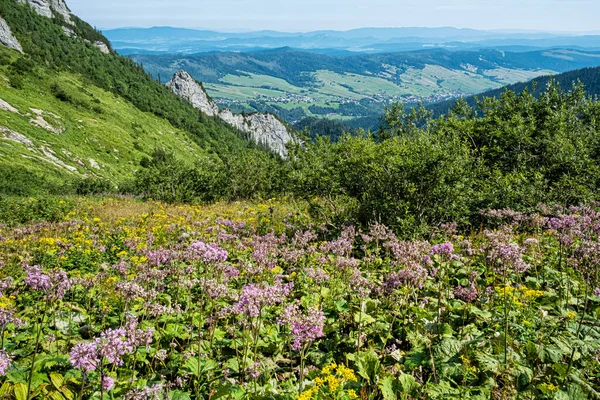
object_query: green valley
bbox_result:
[130,48,600,123]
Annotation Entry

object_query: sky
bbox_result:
[67,0,600,33]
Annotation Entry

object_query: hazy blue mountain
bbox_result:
[104,26,600,55]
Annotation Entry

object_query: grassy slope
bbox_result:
[0,45,206,185]
[0,0,272,194]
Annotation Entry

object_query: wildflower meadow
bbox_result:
[0,197,599,399]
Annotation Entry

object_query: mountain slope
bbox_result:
[428,66,600,117]
[0,0,273,194]
[131,48,600,124]
[166,70,296,157]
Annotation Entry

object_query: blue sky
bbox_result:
[67,0,600,32]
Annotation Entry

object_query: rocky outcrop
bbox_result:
[219,111,293,157]
[166,70,219,117]
[93,41,110,54]
[0,16,23,53]
[0,98,20,114]
[167,70,296,157]
[18,0,73,24]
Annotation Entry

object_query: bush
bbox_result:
[0,196,75,226]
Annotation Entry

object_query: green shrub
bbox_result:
[0,196,76,226]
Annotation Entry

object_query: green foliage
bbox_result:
[0,196,75,226]
[287,80,600,235]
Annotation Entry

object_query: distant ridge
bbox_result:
[104,26,600,55]
[428,66,600,116]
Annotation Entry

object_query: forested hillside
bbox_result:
[0,0,283,196]
[429,66,600,116]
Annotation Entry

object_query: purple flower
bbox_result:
[230,280,293,318]
[191,241,229,263]
[594,288,600,297]
[123,384,163,400]
[24,266,71,300]
[101,375,115,391]
[0,349,11,376]
[278,303,325,351]
[431,242,454,258]
[70,341,99,371]
[454,282,479,303]
[248,362,261,379]
[70,318,153,372]
[495,243,529,273]
[304,267,330,284]
[24,266,51,291]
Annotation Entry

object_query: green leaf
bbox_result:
[0,382,12,397]
[354,312,376,325]
[14,382,27,400]
[355,349,381,383]
[50,373,65,390]
[397,373,419,394]
[379,375,396,400]
[169,390,192,400]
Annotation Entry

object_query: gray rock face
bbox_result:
[0,16,23,53]
[94,41,110,54]
[167,70,295,157]
[166,70,219,117]
[18,0,73,25]
[219,111,293,157]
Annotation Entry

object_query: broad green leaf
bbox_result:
[50,373,65,390]
[379,375,396,400]
[14,382,27,400]
[169,390,192,400]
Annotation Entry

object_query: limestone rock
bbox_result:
[94,41,110,54]
[167,70,296,157]
[0,16,23,53]
[0,98,19,114]
[29,108,65,134]
[166,70,219,117]
[0,126,34,147]
[18,0,73,25]
[219,111,293,157]
[61,26,75,37]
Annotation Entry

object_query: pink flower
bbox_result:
[101,375,115,391]
[0,350,11,376]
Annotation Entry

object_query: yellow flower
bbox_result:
[336,365,357,382]
[348,389,358,399]
[322,363,337,375]
[271,266,283,274]
[326,374,341,392]
[567,311,577,319]
[297,386,317,400]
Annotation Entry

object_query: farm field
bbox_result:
[0,196,598,399]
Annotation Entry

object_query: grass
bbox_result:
[0,47,206,185]
[204,65,551,112]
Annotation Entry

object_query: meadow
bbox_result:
[0,196,598,399]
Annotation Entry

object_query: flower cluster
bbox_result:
[278,302,325,350]
[190,241,229,263]
[0,349,11,376]
[24,265,71,300]
[230,280,294,318]
[70,314,153,372]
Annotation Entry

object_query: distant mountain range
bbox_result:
[104,26,600,55]
[130,47,600,124]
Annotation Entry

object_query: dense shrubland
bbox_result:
[126,81,600,237]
